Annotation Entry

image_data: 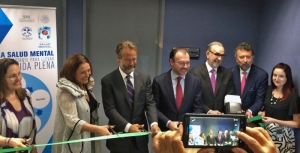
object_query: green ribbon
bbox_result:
[1,115,267,152]
[246,115,266,127]
[0,132,150,153]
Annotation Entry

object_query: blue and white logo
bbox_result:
[38,26,51,40]
[0,8,13,44]
[22,26,33,40]
[22,73,52,133]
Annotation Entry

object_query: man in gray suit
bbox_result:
[101,40,160,153]
[190,41,234,114]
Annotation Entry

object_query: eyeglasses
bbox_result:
[209,50,226,58]
[176,61,190,66]
[7,73,22,80]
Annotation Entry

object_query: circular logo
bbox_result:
[40,15,50,23]
[22,27,32,38]
[22,73,52,133]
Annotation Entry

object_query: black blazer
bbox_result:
[190,63,234,113]
[206,135,216,145]
[101,68,158,152]
[152,70,203,131]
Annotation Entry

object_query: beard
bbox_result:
[240,63,251,71]
[120,64,135,74]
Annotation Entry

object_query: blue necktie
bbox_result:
[126,75,134,106]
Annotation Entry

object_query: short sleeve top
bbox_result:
[264,86,300,120]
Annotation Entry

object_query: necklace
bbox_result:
[270,94,280,105]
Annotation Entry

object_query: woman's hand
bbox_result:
[262,116,276,124]
[232,127,277,153]
[9,138,30,148]
[96,125,113,136]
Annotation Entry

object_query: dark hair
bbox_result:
[0,58,25,102]
[169,47,188,60]
[234,42,255,56]
[116,40,138,57]
[200,132,205,137]
[59,54,93,86]
[271,63,295,101]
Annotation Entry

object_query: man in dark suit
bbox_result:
[223,129,230,143]
[190,42,234,114]
[215,131,225,146]
[231,42,268,118]
[101,40,160,153]
[152,48,203,131]
[206,129,216,146]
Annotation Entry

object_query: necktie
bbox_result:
[210,69,216,93]
[126,75,134,106]
[176,77,183,110]
[241,71,247,94]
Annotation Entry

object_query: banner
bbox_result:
[0,5,57,153]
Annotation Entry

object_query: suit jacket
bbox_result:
[206,135,216,145]
[190,63,234,113]
[101,68,158,152]
[152,70,203,131]
[231,64,268,115]
[215,135,225,145]
[224,133,231,142]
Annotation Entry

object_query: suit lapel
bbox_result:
[180,73,191,112]
[165,71,177,111]
[133,70,140,110]
[215,67,223,96]
[114,69,132,108]
[200,64,214,96]
[232,66,241,95]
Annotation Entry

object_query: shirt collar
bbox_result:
[119,67,134,79]
[205,61,218,72]
[171,70,186,80]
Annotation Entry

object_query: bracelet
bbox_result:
[7,138,12,147]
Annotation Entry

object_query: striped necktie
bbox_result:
[126,75,134,106]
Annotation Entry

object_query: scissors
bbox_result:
[108,125,117,134]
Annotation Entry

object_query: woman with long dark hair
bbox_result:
[260,63,300,152]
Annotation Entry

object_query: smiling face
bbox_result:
[74,62,91,88]
[272,68,287,89]
[117,47,137,74]
[170,50,190,76]
[206,45,225,68]
[5,64,22,91]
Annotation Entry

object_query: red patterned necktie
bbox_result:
[176,77,183,110]
[241,71,247,94]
